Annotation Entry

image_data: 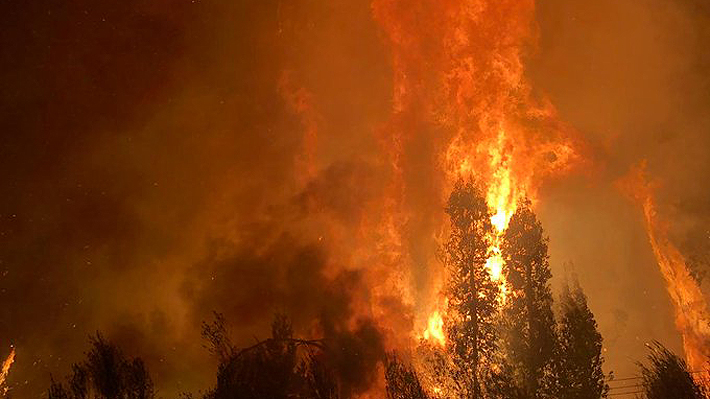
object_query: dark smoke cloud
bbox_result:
[182,226,386,395]
[0,0,392,396]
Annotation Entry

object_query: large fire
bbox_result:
[371,0,582,351]
[621,163,710,373]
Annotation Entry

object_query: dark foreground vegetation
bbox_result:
[43,182,709,399]
[42,322,708,399]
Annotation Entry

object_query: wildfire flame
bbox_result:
[621,163,710,373]
[371,0,583,348]
[0,347,15,395]
[422,311,446,347]
[483,129,518,301]
[486,130,518,234]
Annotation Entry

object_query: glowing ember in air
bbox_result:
[0,347,15,394]
[422,311,446,347]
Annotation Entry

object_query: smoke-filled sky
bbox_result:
[2,0,710,397]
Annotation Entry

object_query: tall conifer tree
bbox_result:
[500,202,557,398]
[556,276,608,398]
[444,181,500,398]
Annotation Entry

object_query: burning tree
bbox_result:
[443,180,500,398]
[499,202,558,398]
[384,355,429,399]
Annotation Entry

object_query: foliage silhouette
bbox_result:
[500,202,558,398]
[384,355,428,399]
[556,276,608,399]
[202,313,337,399]
[48,333,154,399]
[43,196,616,399]
[443,180,500,398]
[638,342,707,399]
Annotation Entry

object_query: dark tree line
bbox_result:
[435,181,609,398]
[44,181,708,399]
[45,330,707,399]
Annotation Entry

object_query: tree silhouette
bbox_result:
[43,199,619,399]
[48,333,154,399]
[203,313,337,399]
[556,276,608,398]
[482,357,526,399]
[500,202,558,398]
[443,180,500,398]
[638,342,707,399]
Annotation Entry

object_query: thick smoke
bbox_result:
[1,0,710,397]
[531,0,710,377]
[184,229,386,395]
[0,0,398,397]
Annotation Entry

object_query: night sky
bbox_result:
[2,0,710,397]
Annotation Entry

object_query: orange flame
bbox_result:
[482,129,518,302]
[621,163,710,373]
[0,347,15,395]
[372,0,583,350]
[486,130,519,233]
[422,311,446,347]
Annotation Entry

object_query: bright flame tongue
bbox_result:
[485,249,504,281]
[423,311,446,347]
[484,130,516,299]
[0,347,15,394]
[422,131,518,346]
[487,130,518,233]
[622,165,710,373]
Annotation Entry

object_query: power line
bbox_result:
[608,391,643,397]
[608,384,642,390]
[607,375,642,382]
[607,369,709,384]
[604,369,710,397]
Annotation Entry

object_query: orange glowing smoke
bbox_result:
[621,163,710,373]
[0,347,14,395]
[279,70,321,186]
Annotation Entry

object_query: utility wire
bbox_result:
[608,391,643,397]
[608,384,642,390]
[605,369,709,397]
[607,375,643,382]
[607,369,709,384]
